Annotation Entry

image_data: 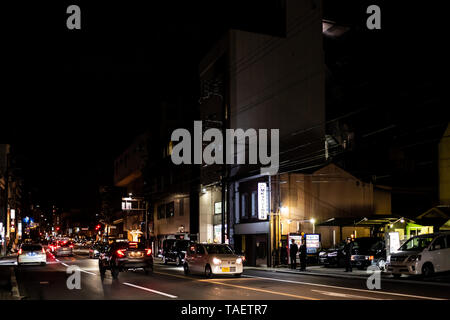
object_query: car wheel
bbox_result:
[422,263,434,278]
[41,262,46,266]
[163,256,168,265]
[111,267,119,279]
[183,263,190,275]
[205,265,213,278]
[176,256,182,266]
[234,273,242,278]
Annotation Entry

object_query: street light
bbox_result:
[310,218,316,233]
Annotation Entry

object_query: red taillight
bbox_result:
[18,249,22,255]
[116,249,126,257]
[69,245,74,248]
[145,248,152,256]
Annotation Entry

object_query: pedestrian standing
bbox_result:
[299,238,307,271]
[344,237,354,272]
[289,239,298,269]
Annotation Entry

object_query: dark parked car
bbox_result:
[321,241,347,267]
[321,237,386,270]
[351,237,386,270]
[98,241,153,279]
[162,239,192,266]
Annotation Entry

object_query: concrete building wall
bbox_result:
[229,0,325,145]
[199,188,222,243]
[439,124,450,205]
[153,196,190,237]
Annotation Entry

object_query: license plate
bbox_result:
[130,252,143,258]
[221,267,230,272]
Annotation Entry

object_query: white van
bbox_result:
[388,232,450,278]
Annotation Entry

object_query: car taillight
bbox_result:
[369,256,374,261]
[116,249,126,257]
[18,249,22,255]
[145,249,152,256]
[69,245,74,248]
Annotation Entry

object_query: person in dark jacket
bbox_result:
[344,237,354,272]
[289,239,298,269]
[299,238,307,271]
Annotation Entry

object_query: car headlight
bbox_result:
[407,255,421,262]
[94,250,99,254]
[319,252,327,257]
[236,258,242,264]
[212,257,222,265]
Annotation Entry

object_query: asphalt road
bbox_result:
[6,251,449,300]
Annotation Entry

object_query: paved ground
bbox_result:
[1,251,449,300]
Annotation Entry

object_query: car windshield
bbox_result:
[176,240,190,250]
[115,241,145,250]
[21,245,42,251]
[204,244,234,255]
[353,238,381,250]
[399,236,434,251]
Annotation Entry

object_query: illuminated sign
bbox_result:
[18,222,22,237]
[305,234,320,254]
[10,209,15,219]
[258,183,268,220]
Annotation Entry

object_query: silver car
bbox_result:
[54,241,74,257]
[183,243,244,278]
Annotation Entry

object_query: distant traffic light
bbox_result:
[95,224,101,231]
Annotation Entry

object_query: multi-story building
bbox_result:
[113,132,150,241]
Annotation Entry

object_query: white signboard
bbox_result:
[389,232,400,253]
[257,183,268,220]
[18,222,22,237]
[10,209,15,219]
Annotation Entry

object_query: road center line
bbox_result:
[311,289,385,300]
[122,282,178,299]
[204,279,319,300]
[243,275,446,300]
[154,270,317,300]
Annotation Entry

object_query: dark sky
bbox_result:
[2,1,447,215]
[3,0,286,212]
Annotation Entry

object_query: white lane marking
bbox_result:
[58,261,96,275]
[10,267,22,299]
[122,282,178,299]
[311,289,385,300]
[243,275,447,300]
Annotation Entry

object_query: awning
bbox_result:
[317,215,413,227]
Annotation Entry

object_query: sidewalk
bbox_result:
[245,264,450,286]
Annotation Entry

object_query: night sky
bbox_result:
[2,1,447,216]
[2,1,285,213]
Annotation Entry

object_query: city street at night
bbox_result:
[1,0,449,316]
[2,250,449,301]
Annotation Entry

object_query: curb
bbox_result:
[245,267,450,287]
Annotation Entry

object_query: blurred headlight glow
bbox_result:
[236,258,242,264]
[212,257,222,265]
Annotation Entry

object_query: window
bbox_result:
[251,191,256,217]
[157,205,165,220]
[214,202,222,215]
[241,193,249,218]
[196,245,205,255]
[432,236,446,250]
[179,199,184,216]
[166,202,175,218]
